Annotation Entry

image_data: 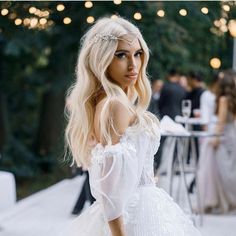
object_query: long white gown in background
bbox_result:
[59,114,201,236]
[198,112,236,213]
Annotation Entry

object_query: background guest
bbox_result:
[159,69,186,119]
[200,73,219,131]
[198,70,236,213]
[148,79,163,118]
[155,69,186,173]
[186,71,205,118]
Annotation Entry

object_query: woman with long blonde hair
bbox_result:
[63,17,200,236]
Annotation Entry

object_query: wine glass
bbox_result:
[182,99,191,120]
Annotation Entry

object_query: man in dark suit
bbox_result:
[154,69,186,172]
[159,69,186,119]
[185,71,205,118]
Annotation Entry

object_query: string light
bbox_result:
[57,4,65,12]
[43,11,49,17]
[134,12,142,20]
[87,16,95,24]
[35,9,41,16]
[1,9,9,16]
[222,4,230,12]
[29,7,37,14]
[85,1,93,8]
[228,20,236,37]
[63,17,72,24]
[220,18,227,25]
[214,20,221,28]
[157,10,165,17]
[30,18,38,28]
[220,25,228,33]
[201,7,208,14]
[23,18,31,26]
[111,15,118,19]
[179,9,187,16]
[113,0,122,5]
[210,57,221,69]
[1,4,233,33]
[39,18,47,25]
[15,18,22,26]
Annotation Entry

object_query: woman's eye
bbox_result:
[115,53,126,59]
[135,51,143,57]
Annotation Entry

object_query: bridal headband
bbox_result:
[94,34,118,43]
[93,33,137,44]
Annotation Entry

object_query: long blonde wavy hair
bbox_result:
[65,17,158,168]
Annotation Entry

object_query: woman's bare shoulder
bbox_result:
[94,97,134,144]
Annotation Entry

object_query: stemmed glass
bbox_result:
[182,100,191,129]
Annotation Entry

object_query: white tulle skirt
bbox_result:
[59,186,201,236]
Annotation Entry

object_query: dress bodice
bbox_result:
[88,121,160,221]
[90,122,160,185]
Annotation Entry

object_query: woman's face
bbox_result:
[107,35,143,92]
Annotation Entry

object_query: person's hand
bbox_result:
[210,137,221,149]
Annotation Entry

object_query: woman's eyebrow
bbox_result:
[115,48,143,53]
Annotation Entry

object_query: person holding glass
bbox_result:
[197,70,236,213]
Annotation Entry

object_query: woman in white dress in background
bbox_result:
[198,70,236,213]
[63,17,201,236]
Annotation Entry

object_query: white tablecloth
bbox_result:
[0,171,16,212]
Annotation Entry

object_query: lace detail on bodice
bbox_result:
[91,122,160,187]
[89,121,160,221]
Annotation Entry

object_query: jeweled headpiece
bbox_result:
[94,34,118,43]
[93,33,137,45]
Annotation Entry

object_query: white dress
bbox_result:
[198,113,236,213]
[60,121,201,236]
[200,90,217,131]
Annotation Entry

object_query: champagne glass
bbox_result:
[182,100,191,126]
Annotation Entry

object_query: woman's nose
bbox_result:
[128,57,136,71]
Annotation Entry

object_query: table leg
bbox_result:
[176,138,195,224]
[166,137,177,195]
[190,137,203,226]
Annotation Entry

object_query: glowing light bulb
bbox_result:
[85,1,93,8]
[210,58,221,69]
[57,4,65,11]
[63,17,72,24]
[179,9,187,16]
[87,16,95,24]
[201,7,208,14]
[157,10,165,17]
[134,12,142,20]
[15,18,22,25]
[29,7,37,14]
[1,9,9,16]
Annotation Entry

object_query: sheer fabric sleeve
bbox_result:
[88,135,147,221]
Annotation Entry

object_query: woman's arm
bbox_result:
[108,217,126,236]
[211,96,228,148]
[105,100,133,236]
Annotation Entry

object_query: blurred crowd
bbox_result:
[149,69,236,214]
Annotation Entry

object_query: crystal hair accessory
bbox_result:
[94,34,118,43]
[93,33,137,44]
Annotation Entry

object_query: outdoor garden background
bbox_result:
[0,0,235,200]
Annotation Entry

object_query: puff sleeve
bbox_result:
[88,133,148,221]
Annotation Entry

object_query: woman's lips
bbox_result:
[125,73,138,80]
